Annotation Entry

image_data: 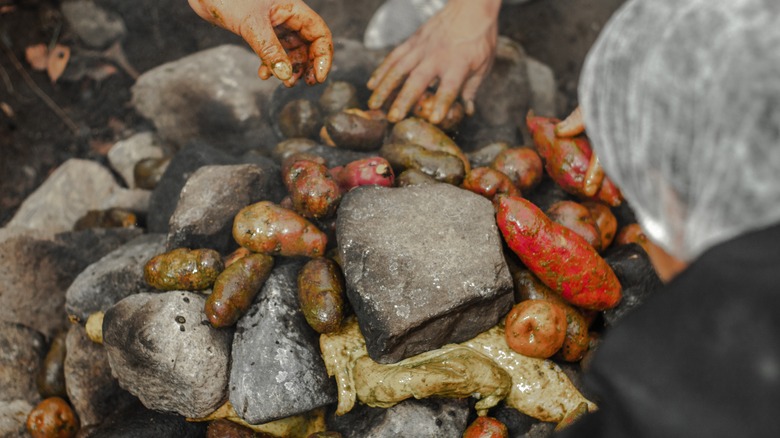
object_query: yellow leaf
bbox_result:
[47,44,70,83]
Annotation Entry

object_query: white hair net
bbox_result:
[579,0,780,262]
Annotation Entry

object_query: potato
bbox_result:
[411,91,466,133]
[26,397,79,438]
[144,248,224,291]
[461,167,520,201]
[205,253,274,328]
[134,156,170,190]
[468,141,510,169]
[395,168,439,187]
[546,200,602,251]
[583,201,618,250]
[297,257,346,334]
[223,247,251,268]
[380,142,466,185]
[491,147,544,193]
[233,201,327,257]
[272,138,318,162]
[331,157,394,192]
[323,109,388,151]
[462,416,509,438]
[504,299,567,359]
[278,99,323,139]
[36,331,67,398]
[389,117,470,173]
[284,159,342,219]
[615,223,650,253]
[318,80,359,115]
[73,208,137,231]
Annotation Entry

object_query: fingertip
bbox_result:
[258,65,272,80]
[272,61,293,81]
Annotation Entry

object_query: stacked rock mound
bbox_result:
[1,43,662,438]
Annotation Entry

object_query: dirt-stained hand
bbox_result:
[189,0,333,87]
[366,0,501,123]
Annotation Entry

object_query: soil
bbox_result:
[0,0,626,227]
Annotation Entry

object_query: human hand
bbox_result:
[188,0,333,87]
[366,0,501,124]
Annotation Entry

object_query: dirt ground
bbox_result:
[0,0,626,226]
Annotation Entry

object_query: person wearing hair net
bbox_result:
[555,0,780,436]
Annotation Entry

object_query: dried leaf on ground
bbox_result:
[47,44,70,83]
[25,44,49,71]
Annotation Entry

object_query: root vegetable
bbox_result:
[26,397,79,438]
[412,91,465,133]
[323,109,388,151]
[284,159,342,219]
[278,99,322,139]
[496,195,622,310]
[233,201,327,257]
[546,200,602,251]
[461,167,520,201]
[205,253,274,328]
[389,117,470,173]
[491,147,544,193]
[144,248,224,291]
[395,168,439,187]
[380,142,465,185]
[297,257,346,334]
[504,299,567,359]
[463,416,509,438]
[331,157,394,192]
[583,201,618,250]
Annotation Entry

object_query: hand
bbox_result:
[188,0,333,87]
[366,0,501,123]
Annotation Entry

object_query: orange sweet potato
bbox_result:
[463,416,509,438]
[546,200,602,251]
[233,201,327,257]
[461,167,520,201]
[504,299,567,359]
[491,147,544,193]
[496,195,622,310]
[583,201,618,250]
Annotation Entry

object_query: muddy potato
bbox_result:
[284,159,342,219]
[324,109,388,151]
[233,201,327,257]
[505,299,567,359]
[615,223,650,254]
[389,117,471,173]
[223,247,251,268]
[546,200,602,251]
[205,253,274,328]
[278,98,323,139]
[395,168,439,187]
[461,167,520,201]
[412,91,466,133]
[297,257,346,334]
[583,201,618,250]
[37,331,67,398]
[514,270,590,362]
[468,141,510,169]
[380,142,466,185]
[272,138,318,162]
[318,80,359,115]
[491,147,544,194]
[144,248,224,291]
[134,156,170,190]
[26,397,79,438]
[462,416,509,438]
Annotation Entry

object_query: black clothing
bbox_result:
[557,223,780,437]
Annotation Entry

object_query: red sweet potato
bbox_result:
[233,201,327,257]
[496,195,622,310]
[583,201,618,250]
[463,416,509,438]
[491,147,543,193]
[546,200,602,251]
[461,167,520,201]
[526,113,622,206]
[331,157,395,192]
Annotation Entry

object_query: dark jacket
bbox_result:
[557,223,780,438]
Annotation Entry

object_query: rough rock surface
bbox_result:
[64,323,138,427]
[6,159,149,234]
[0,228,142,338]
[102,291,231,418]
[337,184,514,363]
[0,399,33,438]
[0,322,45,403]
[107,131,166,188]
[61,0,126,49]
[329,398,470,438]
[603,244,663,327]
[131,44,279,155]
[65,233,166,324]
[81,401,207,438]
[166,164,281,253]
[229,258,337,424]
[492,402,555,438]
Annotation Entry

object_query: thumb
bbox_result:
[240,16,293,81]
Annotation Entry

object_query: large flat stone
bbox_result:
[229,258,336,425]
[0,322,45,404]
[336,184,514,363]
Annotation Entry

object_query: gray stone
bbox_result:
[131,45,279,155]
[336,184,514,363]
[107,132,166,188]
[492,402,553,438]
[64,323,137,427]
[0,228,142,338]
[65,233,166,324]
[103,291,231,418]
[603,244,663,328]
[167,164,281,253]
[229,258,336,425]
[0,399,33,438]
[6,159,150,234]
[81,400,207,438]
[61,0,126,49]
[525,56,558,119]
[329,398,469,438]
[0,322,45,403]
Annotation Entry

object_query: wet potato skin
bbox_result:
[284,159,342,219]
[491,147,544,194]
[504,299,567,359]
[388,117,471,173]
[205,253,274,328]
[26,397,79,438]
[461,167,521,201]
[462,416,509,438]
[233,201,327,257]
[278,98,323,139]
[546,200,603,251]
[144,248,224,291]
[380,142,466,185]
[324,109,388,151]
[297,257,346,334]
